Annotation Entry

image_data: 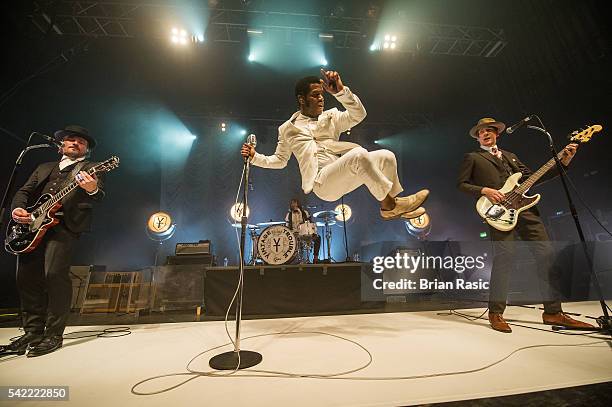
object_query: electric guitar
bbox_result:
[5,156,120,254]
[476,125,602,231]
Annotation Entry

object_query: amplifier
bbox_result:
[166,254,214,266]
[175,240,212,256]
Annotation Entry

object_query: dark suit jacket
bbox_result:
[457,149,563,199]
[11,161,105,235]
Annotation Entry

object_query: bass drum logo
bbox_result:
[257,225,296,265]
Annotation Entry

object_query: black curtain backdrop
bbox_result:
[0,0,610,307]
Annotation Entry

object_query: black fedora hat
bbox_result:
[54,125,97,149]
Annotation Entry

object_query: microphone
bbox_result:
[244,133,257,164]
[506,116,533,134]
[246,133,257,148]
[35,132,63,148]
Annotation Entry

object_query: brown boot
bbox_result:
[542,312,595,329]
[489,312,512,333]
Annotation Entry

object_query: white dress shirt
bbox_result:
[251,86,367,194]
[59,155,86,170]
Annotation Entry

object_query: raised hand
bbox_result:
[320,69,344,94]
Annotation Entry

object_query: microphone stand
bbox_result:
[209,154,262,369]
[340,196,350,262]
[1,132,49,232]
[527,117,611,337]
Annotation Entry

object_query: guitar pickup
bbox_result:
[485,205,505,220]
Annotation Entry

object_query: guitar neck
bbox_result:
[37,167,97,214]
[515,152,563,194]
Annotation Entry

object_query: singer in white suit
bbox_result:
[241,70,428,220]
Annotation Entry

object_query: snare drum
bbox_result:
[257,225,297,265]
[297,221,317,237]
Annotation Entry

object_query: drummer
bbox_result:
[285,198,321,263]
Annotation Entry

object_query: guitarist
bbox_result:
[4,125,104,357]
[457,118,593,333]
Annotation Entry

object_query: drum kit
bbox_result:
[231,209,341,265]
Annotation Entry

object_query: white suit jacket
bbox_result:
[251,87,367,194]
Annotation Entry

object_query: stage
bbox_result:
[1,301,610,406]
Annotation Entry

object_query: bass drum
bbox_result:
[257,225,297,265]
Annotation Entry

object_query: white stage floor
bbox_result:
[1,301,611,406]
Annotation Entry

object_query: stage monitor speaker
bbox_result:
[153,265,207,311]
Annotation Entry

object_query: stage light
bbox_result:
[188,133,197,140]
[221,122,226,132]
[170,27,189,46]
[146,211,176,241]
[248,53,255,62]
[230,203,250,222]
[374,140,380,144]
[321,58,328,66]
[319,33,334,41]
[247,28,263,35]
[196,35,204,42]
[383,33,397,51]
[334,204,352,222]
[369,43,377,52]
[405,213,431,240]
[240,129,247,136]
[479,231,488,239]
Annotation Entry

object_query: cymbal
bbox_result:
[256,221,286,227]
[315,220,337,227]
[313,210,339,219]
[231,223,258,229]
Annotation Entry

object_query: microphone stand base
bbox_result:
[209,350,263,370]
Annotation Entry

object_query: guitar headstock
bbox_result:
[94,156,120,174]
[568,125,603,144]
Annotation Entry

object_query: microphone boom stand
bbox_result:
[527,119,611,336]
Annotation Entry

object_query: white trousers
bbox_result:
[313,147,404,202]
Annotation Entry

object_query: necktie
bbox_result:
[491,146,502,159]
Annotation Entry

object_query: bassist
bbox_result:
[456,118,592,333]
[5,125,104,357]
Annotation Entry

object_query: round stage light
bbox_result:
[146,211,176,241]
[230,203,250,222]
[405,212,431,240]
[148,211,172,233]
[335,204,352,222]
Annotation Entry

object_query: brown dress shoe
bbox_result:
[489,313,512,333]
[542,312,595,329]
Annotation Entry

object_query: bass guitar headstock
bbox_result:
[568,125,603,144]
